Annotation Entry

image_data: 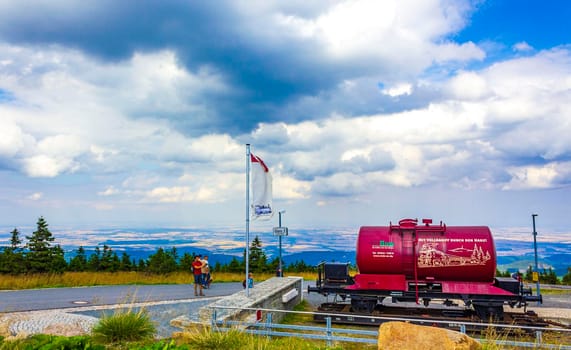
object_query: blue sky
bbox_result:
[0,0,570,237]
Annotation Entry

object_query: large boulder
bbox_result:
[378,321,481,350]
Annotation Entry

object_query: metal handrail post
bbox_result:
[326,316,332,348]
[211,309,217,331]
[266,313,273,338]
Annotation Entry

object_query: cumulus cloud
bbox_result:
[503,162,571,190]
[21,154,78,177]
[0,1,570,227]
[0,118,26,157]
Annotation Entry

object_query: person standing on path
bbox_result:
[192,255,205,296]
[201,255,211,289]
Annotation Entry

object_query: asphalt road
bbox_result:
[0,283,244,313]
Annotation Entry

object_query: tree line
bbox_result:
[2,217,570,284]
[0,217,314,275]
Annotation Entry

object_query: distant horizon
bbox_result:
[1,222,569,246]
[2,223,568,276]
[1,223,568,253]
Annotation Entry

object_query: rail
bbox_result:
[206,305,571,349]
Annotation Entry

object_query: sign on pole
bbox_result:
[273,227,288,236]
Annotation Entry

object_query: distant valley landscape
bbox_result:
[1,226,570,276]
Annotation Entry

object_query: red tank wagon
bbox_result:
[308,218,542,320]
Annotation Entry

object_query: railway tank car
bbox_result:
[308,218,542,320]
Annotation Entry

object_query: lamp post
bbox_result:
[278,210,286,277]
[532,214,541,304]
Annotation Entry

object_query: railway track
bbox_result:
[314,303,570,332]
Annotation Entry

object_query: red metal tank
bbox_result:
[356,218,497,282]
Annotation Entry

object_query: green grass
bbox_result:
[173,326,371,350]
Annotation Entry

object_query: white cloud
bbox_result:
[274,0,482,71]
[21,154,78,177]
[98,186,119,196]
[503,162,571,190]
[381,83,413,97]
[513,41,533,52]
[447,71,489,100]
[273,173,311,199]
[145,186,218,203]
[27,192,43,201]
[0,118,26,157]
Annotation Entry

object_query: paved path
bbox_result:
[0,283,245,339]
[0,283,242,313]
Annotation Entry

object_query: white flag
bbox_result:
[250,153,273,220]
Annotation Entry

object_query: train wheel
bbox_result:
[350,295,377,313]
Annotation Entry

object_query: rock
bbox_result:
[377,321,482,350]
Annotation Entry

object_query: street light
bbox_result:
[532,214,541,304]
[278,210,286,277]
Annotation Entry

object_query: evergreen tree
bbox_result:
[227,257,242,273]
[213,261,222,274]
[562,267,571,285]
[25,216,66,273]
[247,236,268,273]
[88,246,101,271]
[147,247,178,274]
[137,259,146,271]
[0,228,25,274]
[179,252,194,272]
[69,246,88,272]
[540,267,559,285]
[269,257,280,274]
[9,228,22,251]
[119,252,133,271]
[99,245,120,272]
[50,244,68,273]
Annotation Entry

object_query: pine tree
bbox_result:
[227,257,242,272]
[9,228,22,251]
[562,267,571,285]
[99,245,120,272]
[69,246,88,271]
[147,247,177,274]
[88,246,101,271]
[119,252,133,271]
[179,252,194,272]
[1,228,26,274]
[248,235,268,273]
[25,216,66,273]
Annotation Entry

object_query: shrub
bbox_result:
[92,307,156,344]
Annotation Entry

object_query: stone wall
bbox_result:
[171,277,303,330]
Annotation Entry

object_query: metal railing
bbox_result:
[206,305,571,349]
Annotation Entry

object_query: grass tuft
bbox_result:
[92,307,156,344]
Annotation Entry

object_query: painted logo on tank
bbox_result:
[371,240,395,258]
[377,240,394,248]
[417,241,491,268]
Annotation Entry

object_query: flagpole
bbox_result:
[245,144,251,297]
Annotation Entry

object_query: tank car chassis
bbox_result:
[308,261,542,322]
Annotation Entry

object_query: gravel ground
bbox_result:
[0,297,220,340]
